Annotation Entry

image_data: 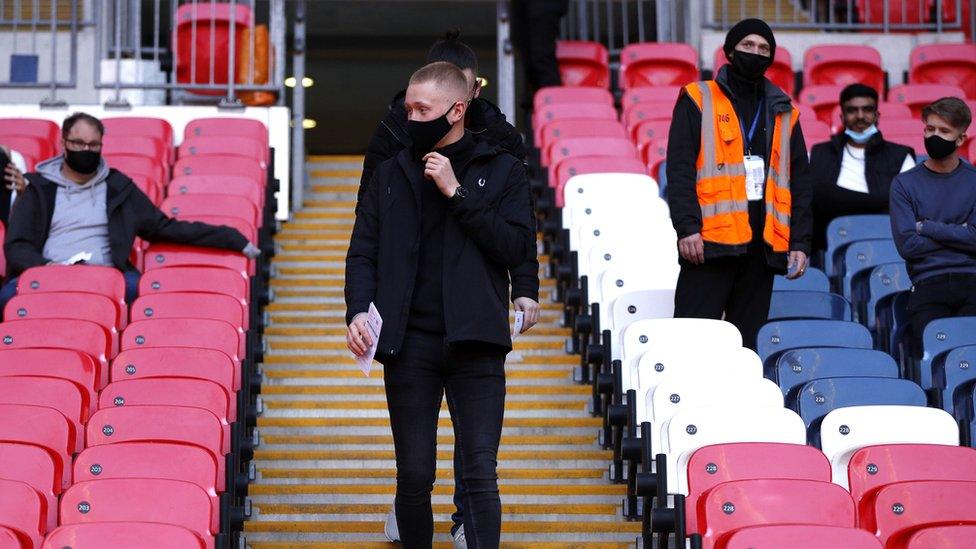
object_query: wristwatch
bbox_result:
[451,185,468,203]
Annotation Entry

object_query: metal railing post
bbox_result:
[290,0,307,214]
[496,0,516,126]
[40,0,66,107]
[272,0,286,105]
[220,0,243,109]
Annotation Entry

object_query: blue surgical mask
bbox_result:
[844,124,878,145]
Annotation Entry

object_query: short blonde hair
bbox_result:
[408,61,470,102]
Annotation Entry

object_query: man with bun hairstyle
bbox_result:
[666,18,813,350]
[345,61,535,549]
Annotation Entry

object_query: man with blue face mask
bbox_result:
[810,84,916,252]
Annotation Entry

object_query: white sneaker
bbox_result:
[384,507,400,542]
[452,524,467,549]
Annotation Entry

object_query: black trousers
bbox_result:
[511,0,565,93]
[384,329,507,549]
[909,272,976,353]
[673,246,775,351]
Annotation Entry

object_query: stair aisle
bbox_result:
[245,156,639,548]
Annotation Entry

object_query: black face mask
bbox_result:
[407,104,457,159]
[924,134,959,160]
[64,150,101,175]
[730,50,773,82]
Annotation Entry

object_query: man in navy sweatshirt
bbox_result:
[890,97,975,350]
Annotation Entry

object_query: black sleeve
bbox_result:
[449,159,535,270]
[509,187,540,301]
[665,93,704,239]
[134,187,249,251]
[3,183,48,276]
[345,167,382,324]
[787,119,813,255]
[360,119,401,207]
[483,117,528,163]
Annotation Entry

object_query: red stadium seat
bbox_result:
[539,119,627,167]
[173,155,265,188]
[15,265,126,327]
[554,156,648,208]
[532,102,618,144]
[621,85,683,108]
[175,216,258,248]
[683,443,831,535]
[0,478,44,548]
[855,0,928,26]
[907,524,976,548]
[620,42,699,89]
[131,174,162,206]
[167,175,264,211]
[549,137,638,187]
[0,135,53,166]
[799,84,847,124]
[0,349,97,409]
[533,86,614,110]
[0,377,85,452]
[137,266,249,307]
[698,479,855,549]
[0,319,110,389]
[111,347,237,397]
[714,45,795,96]
[179,136,268,167]
[642,137,668,176]
[99,378,232,446]
[0,404,72,491]
[881,118,926,136]
[0,223,5,278]
[0,443,59,532]
[622,102,675,134]
[59,478,215,548]
[886,132,925,155]
[104,153,168,188]
[633,119,672,148]
[802,119,833,148]
[174,2,252,97]
[909,43,976,98]
[889,83,968,116]
[5,292,119,355]
[101,135,167,164]
[555,41,610,88]
[804,45,884,91]
[870,480,976,547]
[0,119,59,148]
[161,194,260,230]
[43,522,206,549]
[184,117,269,148]
[102,117,175,163]
[85,405,227,493]
[724,525,881,549]
[828,102,915,132]
[121,318,243,389]
[969,139,976,162]
[797,103,817,121]
[0,527,18,549]
[132,291,246,331]
[144,243,251,278]
[847,444,976,530]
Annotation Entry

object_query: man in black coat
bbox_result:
[345,62,535,549]
[809,83,916,252]
[1,112,259,307]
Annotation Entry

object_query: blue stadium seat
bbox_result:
[774,347,899,398]
[757,320,874,375]
[938,345,976,420]
[919,317,976,390]
[866,262,911,331]
[824,215,891,278]
[794,377,927,446]
[841,239,900,306]
[773,267,830,292]
[768,291,851,321]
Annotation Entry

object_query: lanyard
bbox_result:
[739,99,764,156]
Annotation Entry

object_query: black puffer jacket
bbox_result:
[346,141,535,357]
[360,90,538,301]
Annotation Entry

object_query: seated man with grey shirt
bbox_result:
[1,112,261,309]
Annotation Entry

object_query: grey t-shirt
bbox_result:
[35,156,113,266]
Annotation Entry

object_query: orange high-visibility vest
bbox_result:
[683,80,798,253]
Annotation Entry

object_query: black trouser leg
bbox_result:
[673,257,738,321]
[909,274,976,358]
[445,342,507,549]
[451,439,466,532]
[725,248,775,351]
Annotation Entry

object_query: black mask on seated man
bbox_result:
[730,50,773,82]
[407,103,457,160]
[923,134,960,160]
[65,149,101,175]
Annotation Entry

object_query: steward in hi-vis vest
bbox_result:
[666,18,813,350]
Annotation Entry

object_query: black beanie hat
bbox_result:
[723,18,776,59]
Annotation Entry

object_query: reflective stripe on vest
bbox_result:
[684,80,797,252]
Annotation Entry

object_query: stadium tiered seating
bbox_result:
[757,319,874,373]
[909,43,976,98]
[43,522,206,549]
[889,83,968,116]
[724,525,882,548]
[919,316,976,389]
[800,84,848,124]
[533,86,614,109]
[554,41,610,88]
[774,347,900,399]
[0,443,60,531]
[0,478,45,548]
[619,42,699,89]
[804,45,885,91]
[868,480,976,546]
[768,290,851,321]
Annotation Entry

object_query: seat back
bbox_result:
[842,239,901,300]
[632,118,672,147]
[104,153,167,187]
[173,155,264,185]
[768,291,851,321]
[867,262,911,329]
[796,377,926,444]
[0,442,59,531]
[533,86,614,110]
[756,320,873,373]
[0,318,110,389]
[774,347,899,397]
[122,318,240,364]
[111,347,237,395]
[619,42,699,89]
[555,157,647,206]
[532,102,617,142]
[820,405,959,488]
[940,344,976,417]
[632,346,762,399]
[137,266,248,305]
[15,265,126,327]
[0,404,71,491]
[100,378,231,424]
[144,243,250,279]
[102,117,174,157]
[773,267,829,292]
[0,135,53,163]
[621,318,741,376]
[0,118,59,145]
[0,477,44,548]
[540,118,627,166]
[798,84,847,123]
[699,479,855,549]
[5,292,119,353]
[0,377,85,451]
[42,522,205,549]
[920,316,976,390]
[184,117,268,147]
[131,292,246,330]
[161,193,259,229]
[102,135,167,162]
[871,480,976,546]
[0,348,97,408]
[910,44,976,98]
[724,525,881,549]
[180,136,267,166]
[167,175,263,210]
[549,137,637,168]
[804,45,884,90]
[555,40,610,88]
[621,85,683,108]
[86,404,225,460]
[824,214,892,277]
[174,2,252,94]
[889,83,968,116]
[906,524,976,548]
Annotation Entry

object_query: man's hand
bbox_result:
[242,242,262,259]
[422,152,460,198]
[678,233,705,264]
[786,250,809,280]
[4,163,26,192]
[346,312,372,357]
[513,297,540,334]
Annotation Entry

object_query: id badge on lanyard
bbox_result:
[741,101,765,202]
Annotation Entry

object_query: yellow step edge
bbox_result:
[262,400,586,411]
[259,385,588,395]
[310,184,359,193]
[253,449,612,461]
[248,483,625,496]
[278,244,349,252]
[260,433,596,446]
[254,502,617,516]
[308,155,365,163]
[280,223,352,232]
[270,279,345,288]
[257,417,603,428]
[257,467,603,479]
[245,520,641,534]
[293,211,356,220]
[310,169,362,178]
